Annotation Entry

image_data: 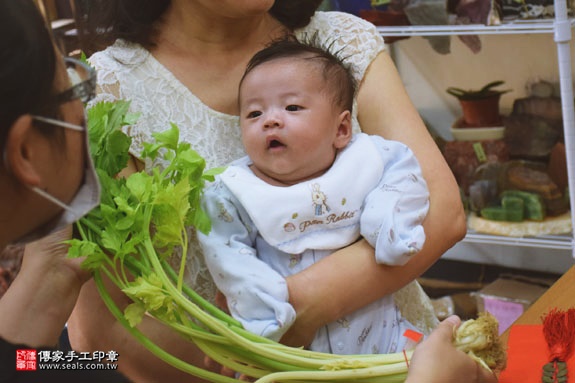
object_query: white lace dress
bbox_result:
[88,10,438,335]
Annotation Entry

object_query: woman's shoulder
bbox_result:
[88,39,154,103]
[301,11,383,42]
[297,11,386,80]
[89,39,150,70]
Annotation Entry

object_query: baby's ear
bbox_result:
[334,110,352,149]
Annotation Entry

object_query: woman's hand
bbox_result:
[0,226,91,347]
[406,316,499,383]
[23,226,91,286]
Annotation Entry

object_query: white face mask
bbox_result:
[11,115,101,245]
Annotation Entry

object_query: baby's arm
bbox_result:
[197,181,296,341]
[360,136,430,266]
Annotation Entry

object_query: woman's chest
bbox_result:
[151,51,251,116]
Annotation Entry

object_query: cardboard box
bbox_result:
[473,276,552,335]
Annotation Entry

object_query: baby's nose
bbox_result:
[264,115,282,128]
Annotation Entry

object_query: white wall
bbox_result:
[389,33,575,274]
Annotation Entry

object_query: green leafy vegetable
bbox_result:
[69,100,503,382]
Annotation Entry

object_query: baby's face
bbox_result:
[239,58,350,186]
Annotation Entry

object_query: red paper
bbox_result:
[499,324,574,383]
[403,329,423,343]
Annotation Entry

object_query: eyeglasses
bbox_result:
[30,57,93,132]
[32,115,85,132]
[56,57,96,105]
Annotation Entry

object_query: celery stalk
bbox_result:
[70,100,426,382]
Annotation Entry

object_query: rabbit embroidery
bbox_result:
[310,183,330,216]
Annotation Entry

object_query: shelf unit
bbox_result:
[376,19,574,36]
[377,2,575,258]
[464,232,572,250]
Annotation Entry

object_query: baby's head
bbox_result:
[238,38,357,186]
[240,37,357,115]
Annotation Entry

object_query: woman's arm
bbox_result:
[281,51,466,347]
[357,51,467,262]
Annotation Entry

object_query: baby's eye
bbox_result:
[246,111,262,118]
[286,105,302,111]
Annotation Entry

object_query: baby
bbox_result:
[198,38,430,355]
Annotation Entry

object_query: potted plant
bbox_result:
[447,80,511,127]
[357,0,411,43]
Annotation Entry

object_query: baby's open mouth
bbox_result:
[268,139,285,149]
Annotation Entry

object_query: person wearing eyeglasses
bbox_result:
[0,1,106,382]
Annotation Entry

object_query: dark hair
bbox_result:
[0,0,59,152]
[270,0,324,29]
[240,37,357,113]
[78,0,323,52]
